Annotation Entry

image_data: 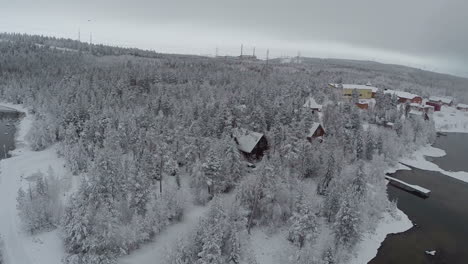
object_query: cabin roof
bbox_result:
[429,96,453,104]
[457,103,468,108]
[384,89,419,100]
[329,83,379,92]
[233,128,264,154]
[303,97,322,110]
[307,122,323,138]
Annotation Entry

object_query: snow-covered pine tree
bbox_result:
[222,138,244,191]
[287,201,319,248]
[203,147,224,195]
[333,197,361,248]
[317,152,336,195]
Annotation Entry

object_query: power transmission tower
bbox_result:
[266,49,269,66]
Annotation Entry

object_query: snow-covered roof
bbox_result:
[329,83,379,92]
[384,89,419,100]
[456,103,468,109]
[307,122,322,138]
[303,97,322,110]
[233,128,264,154]
[410,103,422,107]
[0,105,18,113]
[429,96,453,104]
[409,110,423,116]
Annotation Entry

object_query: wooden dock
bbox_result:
[0,105,23,119]
[385,176,431,198]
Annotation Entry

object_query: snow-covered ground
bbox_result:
[118,205,208,264]
[0,102,69,264]
[251,228,293,264]
[433,106,468,133]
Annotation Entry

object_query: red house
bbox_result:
[426,101,441,111]
[384,90,422,104]
[429,96,454,106]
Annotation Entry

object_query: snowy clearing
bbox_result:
[0,102,68,264]
[400,145,468,184]
[118,205,209,264]
[250,228,293,264]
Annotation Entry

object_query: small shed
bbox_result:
[303,97,322,112]
[233,128,269,160]
[307,122,325,141]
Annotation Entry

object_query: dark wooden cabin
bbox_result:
[307,122,325,141]
[233,129,269,160]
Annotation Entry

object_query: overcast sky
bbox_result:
[1,0,467,77]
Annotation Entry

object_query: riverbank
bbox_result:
[433,106,468,133]
[370,132,468,264]
[400,145,468,184]
[0,102,69,264]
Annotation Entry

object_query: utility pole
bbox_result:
[241,44,243,57]
[216,47,218,57]
[78,28,80,42]
[253,47,256,57]
[266,49,269,66]
[159,155,163,193]
[89,32,92,44]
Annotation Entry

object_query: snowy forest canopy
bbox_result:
[0,32,460,264]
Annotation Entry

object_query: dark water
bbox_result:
[0,113,18,159]
[370,133,468,264]
[429,133,468,172]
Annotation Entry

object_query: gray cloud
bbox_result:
[1,0,467,76]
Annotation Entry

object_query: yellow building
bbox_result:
[328,83,377,99]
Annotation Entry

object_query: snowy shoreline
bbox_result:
[400,145,468,184]
[352,131,468,264]
[0,102,67,264]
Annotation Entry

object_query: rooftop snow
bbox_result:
[307,122,322,138]
[409,110,423,116]
[233,128,264,153]
[303,97,322,109]
[429,96,453,104]
[384,89,419,100]
[329,83,379,92]
[457,103,468,108]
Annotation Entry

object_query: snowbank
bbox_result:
[400,145,468,184]
[433,107,468,133]
[349,210,412,264]
[0,102,68,264]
